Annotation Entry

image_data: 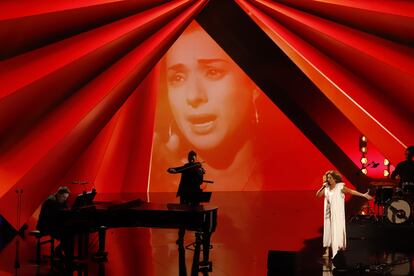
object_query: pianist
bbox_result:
[168,150,207,243]
[37,186,74,260]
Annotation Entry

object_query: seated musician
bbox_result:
[37,186,74,260]
[167,150,207,243]
[391,146,414,193]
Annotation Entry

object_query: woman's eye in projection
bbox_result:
[168,71,187,87]
[204,67,227,81]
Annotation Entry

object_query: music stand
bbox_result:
[167,192,212,211]
[72,189,97,210]
[190,192,212,204]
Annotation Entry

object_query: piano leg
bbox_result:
[93,226,108,261]
[77,232,88,259]
[191,231,213,276]
[191,232,202,276]
[200,232,213,275]
[201,233,212,271]
[98,226,106,254]
[178,241,187,276]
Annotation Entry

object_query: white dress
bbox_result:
[323,182,346,258]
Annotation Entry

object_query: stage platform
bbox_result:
[0,191,413,275]
[348,217,414,245]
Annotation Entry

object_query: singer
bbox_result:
[316,170,372,259]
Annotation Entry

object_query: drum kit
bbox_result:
[370,179,414,224]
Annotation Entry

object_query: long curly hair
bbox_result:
[324,170,343,183]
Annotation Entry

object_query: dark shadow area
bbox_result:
[0,0,170,60]
[0,214,16,250]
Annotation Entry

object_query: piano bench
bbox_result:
[29,230,55,265]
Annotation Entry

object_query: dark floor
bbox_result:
[1,191,414,275]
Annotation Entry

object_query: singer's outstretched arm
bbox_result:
[342,186,372,200]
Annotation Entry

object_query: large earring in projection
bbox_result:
[167,122,180,151]
[254,102,259,125]
[252,88,260,126]
[168,122,173,138]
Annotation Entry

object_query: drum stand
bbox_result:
[373,185,395,223]
[374,200,390,223]
[377,207,388,223]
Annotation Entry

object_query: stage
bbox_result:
[0,191,413,275]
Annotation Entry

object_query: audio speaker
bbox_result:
[332,249,369,270]
[267,250,297,275]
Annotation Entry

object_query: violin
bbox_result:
[190,161,204,168]
[167,161,205,173]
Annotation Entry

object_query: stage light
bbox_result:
[358,204,374,217]
[359,204,368,216]
[359,135,367,153]
[358,135,370,175]
[383,158,391,178]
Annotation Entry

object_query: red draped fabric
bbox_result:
[0,0,208,230]
[0,0,412,230]
[236,0,414,162]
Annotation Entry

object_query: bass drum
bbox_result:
[385,198,411,224]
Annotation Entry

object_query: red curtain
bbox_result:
[1,0,412,230]
[0,0,208,230]
[236,0,414,162]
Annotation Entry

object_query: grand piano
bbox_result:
[63,197,218,275]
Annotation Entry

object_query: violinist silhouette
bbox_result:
[167,150,207,204]
[167,150,207,243]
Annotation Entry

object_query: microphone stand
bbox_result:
[14,189,23,269]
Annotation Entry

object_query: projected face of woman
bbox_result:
[166,26,255,151]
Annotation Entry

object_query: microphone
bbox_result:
[319,182,328,191]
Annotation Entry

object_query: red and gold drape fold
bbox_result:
[1,0,411,229]
[237,0,414,162]
[0,0,208,229]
